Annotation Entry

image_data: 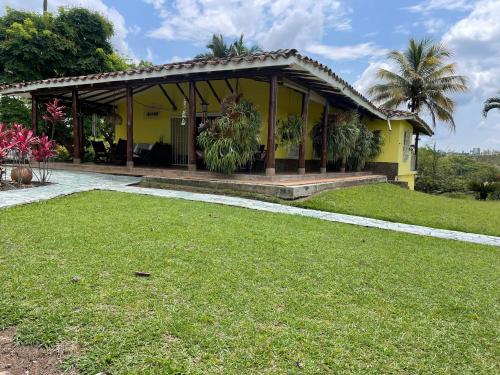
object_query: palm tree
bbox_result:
[368,38,468,131]
[196,34,261,59]
[483,93,500,117]
[230,35,261,56]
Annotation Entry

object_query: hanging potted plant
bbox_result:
[277,116,304,148]
[198,94,261,174]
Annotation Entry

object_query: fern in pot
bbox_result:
[277,116,304,149]
[198,94,261,174]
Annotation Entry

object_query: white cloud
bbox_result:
[306,43,389,61]
[354,60,395,95]
[407,0,474,13]
[142,0,351,51]
[423,18,446,33]
[0,0,138,61]
[442,0,500,100]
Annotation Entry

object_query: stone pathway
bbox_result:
[1,169,499,247]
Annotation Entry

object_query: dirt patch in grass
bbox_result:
[0,328,77,375]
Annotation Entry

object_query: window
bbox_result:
[403,130,412,161]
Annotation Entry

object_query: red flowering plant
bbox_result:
[43,98,66,140]
[31,134,56,184]
[10,124,39,184]
[0,123,13,183]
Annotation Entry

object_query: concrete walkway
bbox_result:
[1,169,499,247]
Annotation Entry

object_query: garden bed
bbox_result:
[0,181,51,192]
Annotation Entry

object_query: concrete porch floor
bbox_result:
[49,162,387,199]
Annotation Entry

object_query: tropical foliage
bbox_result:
[0,96,30,125]
[42,98,65,140]
[277,116,303,148]
[0,123,57,186]
[198,94,261,174]
[0,7,130,84]
[416,145,500,199]
[310,111,382,171]
[196,34,261,59]
[368,38,468,130]
[483,92,500,117]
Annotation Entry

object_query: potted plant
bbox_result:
[198,94,261,174]
[277,116,303,148]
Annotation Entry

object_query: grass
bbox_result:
[0,191,499,374]
[294,183,500,237]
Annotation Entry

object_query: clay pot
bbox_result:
[11,166,33,184]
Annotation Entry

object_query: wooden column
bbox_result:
[188,81,197,171]
[298,91,310,174]
[126,86,134,168]
[266,75,278,176]
[72,89,80,163]
[320,103,329,173]
[31,95,37,135]
[414,131,420,170]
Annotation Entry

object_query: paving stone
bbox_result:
[1,168,499,247]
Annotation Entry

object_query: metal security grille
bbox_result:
[171,117,188,165]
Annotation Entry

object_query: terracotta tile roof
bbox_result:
[380,109,434,135]
[0,49,432,134]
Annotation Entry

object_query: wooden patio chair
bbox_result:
[91,140,110,163]
[110,138,127,165]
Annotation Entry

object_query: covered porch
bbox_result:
[16,50,396,177]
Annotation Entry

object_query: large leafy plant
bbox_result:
[198,94,261,174]
[32,135,56,184]
[310,111,383,171]
[277,116,304,148]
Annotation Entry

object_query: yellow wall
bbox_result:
[367,119,416,189]
[115,79,418,187]
[115,79,326,160]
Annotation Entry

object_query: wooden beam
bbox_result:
[266,75,278,176]
[72,89,80,163]
[188,81,197,171]
[101,85,153,104]
[194,85,207,105]
[176,83,189,102]
[28,67,288,96]
[158,84,177,111]
[126,86,134,167]
[320,103,329,173]
[206,80,221,104]
[225,79,234,93]
[31,95,37,134]
[414,131,420,171]
[298,90,310,174]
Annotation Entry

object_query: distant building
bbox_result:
[470,148,481,155]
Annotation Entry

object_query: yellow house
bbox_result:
[0,49,432,190]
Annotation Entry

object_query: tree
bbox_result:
[483,92,500,117]
[368,38,468,131]
[0,7,130,83]
[196,34,261,59]
[0,96,30,125]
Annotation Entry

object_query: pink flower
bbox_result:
[32,135,56,162]
[42,98,65,125]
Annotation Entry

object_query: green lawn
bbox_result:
[294,183,500,237]
[0,191,498,374]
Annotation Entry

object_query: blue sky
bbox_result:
[2,0,499,152]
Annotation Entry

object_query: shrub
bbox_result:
[198,94,261,174]
[55,145,71,161]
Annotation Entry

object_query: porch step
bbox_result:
[141,174,387,200]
